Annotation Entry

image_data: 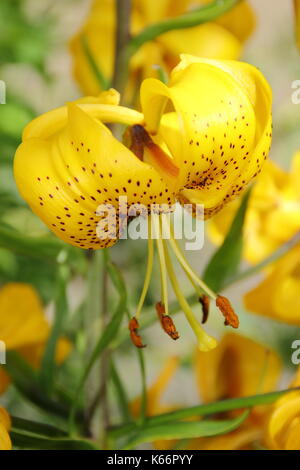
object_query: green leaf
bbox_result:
[12,417,68,439]
[39,265,70,393]
[0,102,34,139]
[111,360,132,423]
[0,223,86,272]
[0,0,51,72]
[110,388,300,440]
[226,231,300,287]
[127,0,242,55]
[81,34,110,90]
[203,189,251,292]
[69,256,127,433]
[5,352,70,420]
[11,430,98,450]
[123,411,248,449]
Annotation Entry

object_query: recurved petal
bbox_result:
[141,56,272,217]
[15,104,174,249]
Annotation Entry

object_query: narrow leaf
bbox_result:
[0,223,86,271]
[111,360,132,423]
[128,0,242,54]
[123,411,248,449]
[12,417,67,438]
[11,430,98,450]
[5,351,71,420]
[39,265,70,393]
[110,388,300,440]
[69,258,127,433]
[81,35,110,90]
[203,189,251,291]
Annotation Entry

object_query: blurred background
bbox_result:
[0,0,299,442]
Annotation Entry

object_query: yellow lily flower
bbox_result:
[14,57,272,351]
[209,152,300,264]
[131,333,281,450]
[0,407,12,451]
[14,90,175,251]
[141,54,272,218]
[0,283,71,394]
[267,367,300,450]
[244,243,300,325]
[70,0,255,97]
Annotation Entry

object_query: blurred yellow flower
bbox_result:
[0,283,71,394]
[195,333,281,404]
[294,0,300,50]
[188,332,281,450]
[131,333,281,450]
[70,0,255,97]
[267,367,300,450]
[244,243,300,325]
[0,407,11,450]
[209,152,300,264]
[131,356,180,417]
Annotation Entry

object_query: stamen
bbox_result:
[156,301,179,340]
[161,214,216,300]
[216,295,239,329]
[199,295,210,324]
[135,218,154,319]
[163,240,217,352]
[129,317,146,348]
[153,214,169,316]
[127,125,179,178]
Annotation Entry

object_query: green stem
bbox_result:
[100,250,110,447]
[39,264,69,394]
[137,348,147,425]
[111,359,132,423]
[69,255,127,435]
[112,0,132,95]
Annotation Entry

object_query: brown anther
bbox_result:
[128,317,146,348]
[156,302,179,340]
[199,295,210,324]
[127,125,179,178]
[216,295,239,329]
